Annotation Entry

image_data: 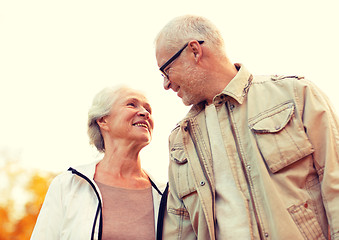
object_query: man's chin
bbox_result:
[182,97,207,107]
[181,97,195,106]
[182,101,193,106]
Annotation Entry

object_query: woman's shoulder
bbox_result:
[50,160,100,188]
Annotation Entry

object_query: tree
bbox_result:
[0,149,56,240]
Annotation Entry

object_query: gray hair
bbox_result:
[87,85,129,152]
[155,15,225,55]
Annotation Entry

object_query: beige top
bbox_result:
[95,181,155,240]
[205,103,250,239]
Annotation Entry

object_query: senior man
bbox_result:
[155,15,339,240]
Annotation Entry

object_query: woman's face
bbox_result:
[103,89,154,146]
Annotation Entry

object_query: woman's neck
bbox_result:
[94,142,150,189]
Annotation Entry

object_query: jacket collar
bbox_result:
[71,159,101,180]
[220,63,253,105]
[181,63,252,123]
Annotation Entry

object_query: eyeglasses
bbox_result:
[159,40,204,79]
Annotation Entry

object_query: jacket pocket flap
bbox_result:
[249,101,314,173]
[170,147,188,164]
[250,102,295,133]
[169,146,197,198]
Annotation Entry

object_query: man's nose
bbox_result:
[163,77,171,90]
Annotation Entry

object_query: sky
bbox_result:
[1,0,338,182]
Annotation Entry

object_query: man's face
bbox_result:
[156,44,207,106]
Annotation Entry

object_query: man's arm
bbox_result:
[162,169,197,240]
[298,79,339,239]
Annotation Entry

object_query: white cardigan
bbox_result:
[30,160,166,240]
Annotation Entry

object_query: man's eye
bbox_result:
[127,102,136,107]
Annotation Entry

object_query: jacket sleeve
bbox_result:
[30,175,63,240]
[162,131,197,240]
[298,79,339,239]
[162,180,197,240]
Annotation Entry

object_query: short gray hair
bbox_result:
[87,86,129,152]
[155,15,225,54]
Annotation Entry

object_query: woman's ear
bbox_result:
[96,116,109,131]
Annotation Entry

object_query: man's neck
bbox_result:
[205,62,238,104]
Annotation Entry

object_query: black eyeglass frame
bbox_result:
[159,40,204,78]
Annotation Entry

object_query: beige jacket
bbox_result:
[163,65,339,240]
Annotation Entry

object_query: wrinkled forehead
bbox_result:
[117,88,149,104]
[156,43,175,68]
[156,50,167,68]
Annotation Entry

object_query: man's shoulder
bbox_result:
[169,102,206,134]
[250,75,309,94]
[170,124,181,133]
[253,74,305,83]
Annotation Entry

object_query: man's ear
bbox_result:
[96,116,109,131]
[188,40,203,62]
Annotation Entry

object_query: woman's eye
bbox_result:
[146,108,152,114]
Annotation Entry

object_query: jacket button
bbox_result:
[230,104,235,110]
[200,181,205,186]
[265,233,269,238]
[184,126,188,132]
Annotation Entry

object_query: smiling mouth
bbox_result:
[133,123,149,130]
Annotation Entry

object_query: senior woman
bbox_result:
[31,86,166,240]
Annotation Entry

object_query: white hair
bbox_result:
[155,15,225,54]
[87,85,131,152]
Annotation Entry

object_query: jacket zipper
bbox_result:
[68,168,103,240]
[226,102,265,239]
[157,183,169,240]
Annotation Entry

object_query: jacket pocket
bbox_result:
[288,201,326,239]
[170,145,197,199]
[249,101,314,173]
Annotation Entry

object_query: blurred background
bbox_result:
[1,0,338,238]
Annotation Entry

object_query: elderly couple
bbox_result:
[31,15,339,240]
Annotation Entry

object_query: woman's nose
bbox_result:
[138,108,150,118]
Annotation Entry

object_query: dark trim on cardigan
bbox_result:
[68,167,103,240]
[68,168,167,240]
[149,177,162,195]
[156,182,169,240]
